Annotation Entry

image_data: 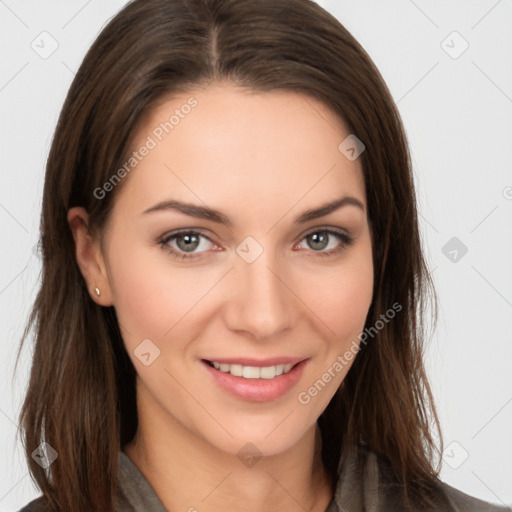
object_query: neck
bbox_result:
[123,383,333,512]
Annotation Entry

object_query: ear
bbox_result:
[67,207,114,306]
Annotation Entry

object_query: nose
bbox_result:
[223,247,293,341]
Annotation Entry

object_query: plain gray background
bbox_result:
[1,0,511,510]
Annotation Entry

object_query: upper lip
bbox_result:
[202,356,307,367]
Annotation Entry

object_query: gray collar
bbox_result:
[116,446,507,512]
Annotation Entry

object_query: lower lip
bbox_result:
[201,359,308,402]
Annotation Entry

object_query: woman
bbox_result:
[15,0,508,511]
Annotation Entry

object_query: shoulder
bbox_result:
[437,480,511,512]
[334,443,509,512]
[371,447,508,511]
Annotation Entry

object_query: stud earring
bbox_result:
[95,287,101,297]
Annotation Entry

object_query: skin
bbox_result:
[68,82,374,512]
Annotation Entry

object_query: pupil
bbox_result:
[309,232,327,250]
[178,233,199,252]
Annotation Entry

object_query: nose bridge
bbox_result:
[228,238,292,339]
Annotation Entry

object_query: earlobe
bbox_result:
[67,207,114,306]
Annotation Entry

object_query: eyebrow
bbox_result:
[142,195,365,226]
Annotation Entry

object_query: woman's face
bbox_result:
[98,83,373,457]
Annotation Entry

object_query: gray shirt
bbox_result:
[115,446,509,512]
[19,446,510,511]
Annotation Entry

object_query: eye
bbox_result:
[295,228,354,257]
[158,230,217,260]
[158,227,355,262]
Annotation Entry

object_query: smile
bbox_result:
[201,358,309,402]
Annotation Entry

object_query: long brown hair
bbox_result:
[15,0,444,510]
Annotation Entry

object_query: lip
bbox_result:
[201,358,309,402]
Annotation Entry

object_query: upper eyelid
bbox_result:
[160,228,215,244]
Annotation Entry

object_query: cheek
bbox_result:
[106,243,211,347]
[304,245,374,346]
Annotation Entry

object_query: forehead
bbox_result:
[114,83,366,222]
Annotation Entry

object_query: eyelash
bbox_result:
[158,227,354,261]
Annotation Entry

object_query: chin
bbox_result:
[187,408,319,461]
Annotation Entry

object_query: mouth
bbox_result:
[200,357,309,402]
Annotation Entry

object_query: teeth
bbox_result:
[242,366,260,378]
[209,361,296,379]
